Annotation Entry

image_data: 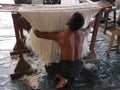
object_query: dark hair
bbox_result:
[67,12,84,32]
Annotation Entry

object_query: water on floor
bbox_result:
[0,0,120,90]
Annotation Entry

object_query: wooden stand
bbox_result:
[90,9,104,52]
[10,13,34,79]
[83,9,104,63]
[10,13,30,55]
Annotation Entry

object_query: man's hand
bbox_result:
[33,29,40,37]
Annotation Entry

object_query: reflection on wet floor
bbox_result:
[0,8,120,90]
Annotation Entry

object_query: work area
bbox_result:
[0,0,120,90]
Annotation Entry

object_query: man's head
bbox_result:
[67,12,84,32]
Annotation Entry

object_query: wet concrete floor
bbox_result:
[0,1,120,90]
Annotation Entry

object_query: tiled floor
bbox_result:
[0,1,120,90]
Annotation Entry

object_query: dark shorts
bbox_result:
[45,59,83,79]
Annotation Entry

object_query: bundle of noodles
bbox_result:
[18,1,102,65]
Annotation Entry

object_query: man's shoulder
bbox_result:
[79,28,89,35]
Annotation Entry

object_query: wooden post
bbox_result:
[10,13,30,55]
[10,13,35,79]
[90,9,104,52]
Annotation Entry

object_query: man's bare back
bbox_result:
[55,29,87,60]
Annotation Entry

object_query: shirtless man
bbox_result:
[33,12,88,88]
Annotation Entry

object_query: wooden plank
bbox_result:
[0,4,20,12]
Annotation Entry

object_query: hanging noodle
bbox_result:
[18,1,102,65]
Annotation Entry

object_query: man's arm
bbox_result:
[81,28,90,36]
[33,29,60,40]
